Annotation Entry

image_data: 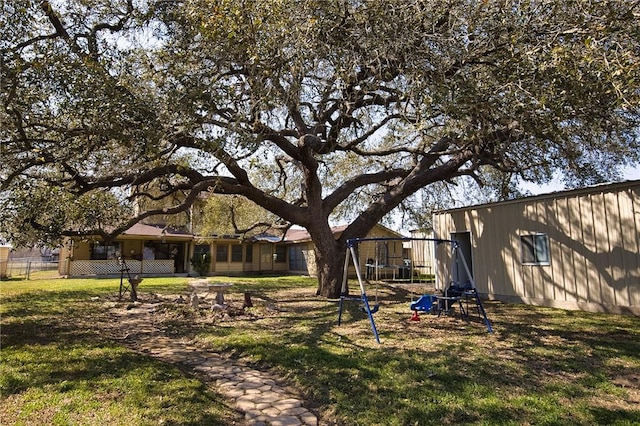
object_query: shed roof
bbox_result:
[435,179,640,214]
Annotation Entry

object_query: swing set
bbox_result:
[337,237,493,343]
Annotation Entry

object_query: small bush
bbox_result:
[190,253,211,276]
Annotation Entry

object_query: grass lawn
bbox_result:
[0,277,242,425]
[2,276,640,425]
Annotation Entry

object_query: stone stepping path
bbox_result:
[109,303,318,426]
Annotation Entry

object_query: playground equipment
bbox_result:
[436,240,493,333]
[337,237,493,343]
[337,237,385,343]
[410,294,437,313]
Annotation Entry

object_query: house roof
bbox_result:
[121,223,193,239]
[283,223,406,243]
[250,234,283,243]
[246,225,347,244]
[283,227,311,242]
[116,222,406,243]
[283,225,349,243]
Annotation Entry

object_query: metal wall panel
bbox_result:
[433,181,640,315]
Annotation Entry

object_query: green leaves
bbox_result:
[1,0,639,252]
[0,181,131,247]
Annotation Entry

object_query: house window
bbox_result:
[245,244,253,263]
[260,244,272,265]
[193,244,210,256]
[289,245,308,271]
[216,244,228,262]
[153,243,170,260]
[231,244,243,262]
[91,242,121,260]
[376,242,389,266]
[274,245,286,263]
[520,234,550,265]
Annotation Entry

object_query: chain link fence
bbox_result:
[0,258,63,280]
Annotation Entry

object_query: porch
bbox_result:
[68,259,176,276]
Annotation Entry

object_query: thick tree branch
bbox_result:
[323,169,409,215]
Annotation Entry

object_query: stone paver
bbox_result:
[109,302,318,426]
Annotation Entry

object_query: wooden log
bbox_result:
[243,292,253,308]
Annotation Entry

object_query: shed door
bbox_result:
[450,231,473,285]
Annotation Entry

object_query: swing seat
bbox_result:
[360,304,379,314]
[410,294,436,313]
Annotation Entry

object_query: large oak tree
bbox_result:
[2,0,639,297]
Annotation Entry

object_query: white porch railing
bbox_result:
[69,259,175,276]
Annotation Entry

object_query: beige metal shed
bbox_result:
[433,180,640,315]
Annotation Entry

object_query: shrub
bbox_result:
[190,253,211,276]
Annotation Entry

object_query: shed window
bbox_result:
[245,244,253,263]
[520,234,550,265]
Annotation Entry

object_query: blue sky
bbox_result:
[519,164,640,195]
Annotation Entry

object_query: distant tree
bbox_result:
[2,0,639,297]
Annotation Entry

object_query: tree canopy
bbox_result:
[2,0,639,296]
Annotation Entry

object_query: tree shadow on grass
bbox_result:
[1,289,242,425]
[2,342,239,425]
[1,290,116,348]
[186,286,640,425]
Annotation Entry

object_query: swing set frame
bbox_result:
[337,236,493,343]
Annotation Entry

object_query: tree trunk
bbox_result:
[314,237,346,298]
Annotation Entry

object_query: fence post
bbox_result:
[26,261,31,280]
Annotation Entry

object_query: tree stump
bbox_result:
[190,293,199,309]
[243,292,253,308]
[129,277,143,302]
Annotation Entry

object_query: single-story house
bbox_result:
[59,222,406,278]
[432,179,640,316]
[286,224,407,279]
[59,223,194,276]
[0,244,10,279]
[408,229,436,278]
[191,233,289,276]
